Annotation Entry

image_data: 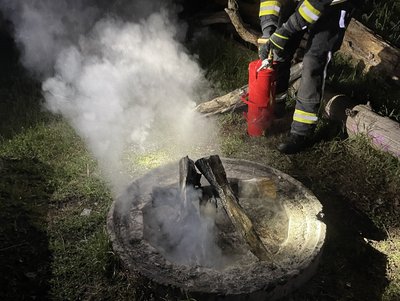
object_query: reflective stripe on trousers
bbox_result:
[290,4,352,136]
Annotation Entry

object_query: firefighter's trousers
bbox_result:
[275,2,354,136]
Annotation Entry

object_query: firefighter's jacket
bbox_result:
[259,0,355,136]
[260,0,349,36]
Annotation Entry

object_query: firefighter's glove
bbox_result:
[258,25,276,60]
[269,26,292,56]
[259,41,270,61]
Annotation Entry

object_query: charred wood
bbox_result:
[179,156,202,208]
[195,155,272,261]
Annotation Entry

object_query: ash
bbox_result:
[143,185,226,268]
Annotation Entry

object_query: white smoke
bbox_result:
[1,0,223,267]
[1,0,218,193]
[146,185,224,268]
[0,0,101,75]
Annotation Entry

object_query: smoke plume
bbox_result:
[1,0,218,193]
[146,185,225,268]
[1,0,224,267]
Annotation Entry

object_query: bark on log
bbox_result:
[195,155,272,261]
[340,20,400,79]
[203,0,400,79]
[196,85,247,116]
[325,96,400,159]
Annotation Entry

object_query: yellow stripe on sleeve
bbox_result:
[259,1,281,17]
[298,0,321,24]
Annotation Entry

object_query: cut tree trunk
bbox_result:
[195,155,272,261]
[204,0,400,79]
[325,96,400,159]
[342,19,400,79]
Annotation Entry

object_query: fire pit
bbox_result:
[107,158,326,300]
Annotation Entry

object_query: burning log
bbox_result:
[179,156,202,205]
[195,155,272,261]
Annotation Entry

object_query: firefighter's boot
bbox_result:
[277,133,311,154]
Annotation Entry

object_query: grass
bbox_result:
[357,0,400,48]
[0,117,139,300]
[1,12,400,301]
[215,114,400,300]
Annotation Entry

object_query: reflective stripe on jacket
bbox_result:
[259,1,281,17]
[259,0,348,34]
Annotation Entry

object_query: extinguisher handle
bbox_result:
[257,50,274,73]
[268,49,274,62]
[257,60,267,73]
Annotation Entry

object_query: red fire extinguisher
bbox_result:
[241,51,276,137]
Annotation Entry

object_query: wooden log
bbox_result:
[325,95,400,159]
[224,0,259,46]
[179,156,201,189]
[195,62,303,115]
[195,155,272,261]
[340,19,400,79]
[196,85,247,116]
[323,94,356,122]
[179,156,202,206]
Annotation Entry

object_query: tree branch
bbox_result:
[224,0,258,46]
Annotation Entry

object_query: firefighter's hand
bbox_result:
[269,26,292,55]
[258,25,276,60]
[258,41,270,61]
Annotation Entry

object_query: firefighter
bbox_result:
[259,0,356,154]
